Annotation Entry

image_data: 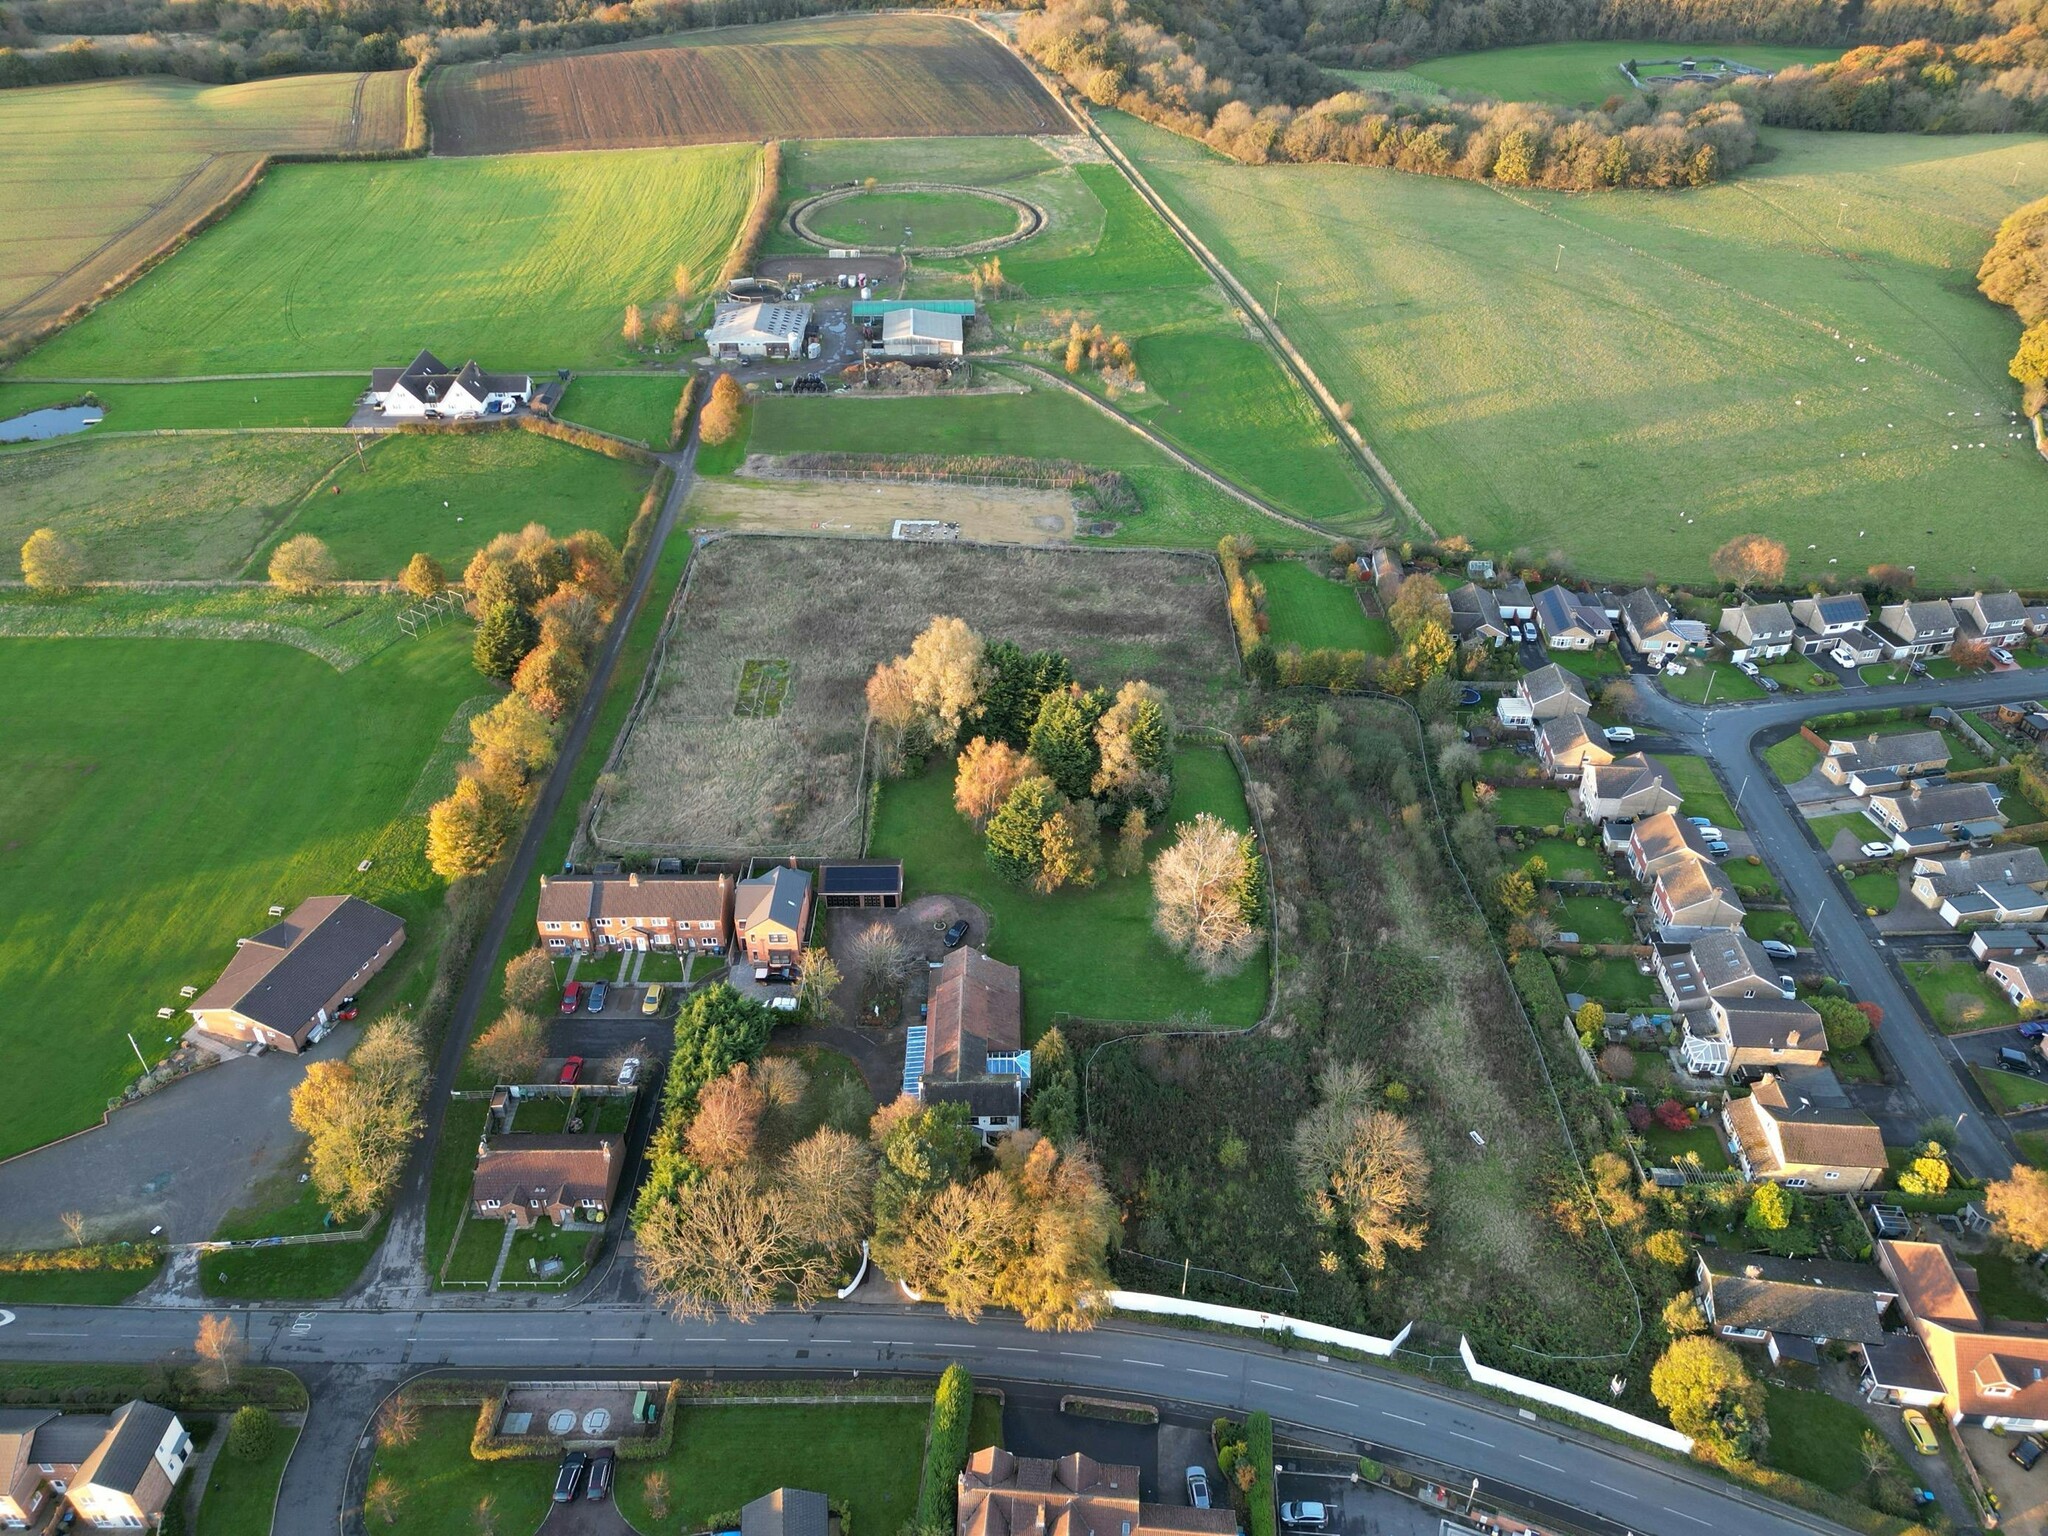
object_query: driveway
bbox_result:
[0,1036,334,1247]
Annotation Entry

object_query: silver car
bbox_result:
[1185,1468,1210,1509]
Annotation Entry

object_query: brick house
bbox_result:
[1517,663,1592,722]
[1790,593,1870,655]
[1536,712,1613,782]
[958,1449,1237,1536]
[1721,1066,1884,1192]
[187,895,404,1053]
[0,1401,189,1532]
[535,871,734,954]
[736,864,813,966]
[1877,600,1959,660]
[1628,812,1714,882]
[1578,753,1681,823]
[905,949,1031,1141]
[1651,856,1748,934]
[1682,995,1826,1077]
[1880,1239,2048,1430]
[1953,590,2030,647]
[1817,729,1949,794]
[470,1134,623,1227]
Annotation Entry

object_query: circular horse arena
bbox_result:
[787,182,1045,258]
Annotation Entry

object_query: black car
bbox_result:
[943,919,970,949]
[2014,1434,2047,1470]
[587,1449,616,1501]
[554,1451,588,1503]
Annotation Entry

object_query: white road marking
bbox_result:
[1591,1481,1637,1500]
[1188,1368,1228,1378]
[1381,1411,1426,1426]
[593,1336,640,1342]
[0,1311,13,1328]
[750,1336,788,1342]
[1059,1351,1102,1359]
[24,1330,84,1337]
[1315,1394,1357,1408]
[1122,1358,1165,1368]
[1518,1455,1562,1472]
[1447,1431,1492,1447]
[684,1336,726,1343]
[998,1346,1037,1354]
[813,1337,852,1344]
[1249,1380,1293,1393]
[1662,1509,1710,1527]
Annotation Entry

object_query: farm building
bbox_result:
[707,301,813,360]
[879,307,965,359]
[819,860,903,909]
[370,348,531,419]
[187,895,404,1053]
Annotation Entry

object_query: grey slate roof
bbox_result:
[1794,593,1870,629]
[1873,781,2004,831]
[1699,1249,1889,1343]
[1686,933,1778,998]
[1520,663,1591,712]
[30,1413,112,1467]
[737,864,810,932]
[1826,730,1948,776]
[743,1487,831,1536]
[189,895,403,1033]
[1622,587,1675,639]
[1712,996,1826,1050]
[77,1401,177,1495]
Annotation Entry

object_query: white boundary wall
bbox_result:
[1459,1338,1695,1454]
[1104,1291,1410,1357]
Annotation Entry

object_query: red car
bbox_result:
[557,1056,584,1086]
[559,983,582,1015]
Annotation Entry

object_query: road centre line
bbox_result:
[1122,1358,1166,1367]
[1591,1481,1638,1500]
[1662,1510,1710,1527]
[1059,1350,1101,1359]
[1188,1368,1228,1378]
[813,1337,851,1343]
[1315,1394,1357,1407]
[998,1346,1038,1353]
[1447,1431,1493,1447]
[1518,1455,1562,1472]
[1381,1411,1426,1425]
[1249,1380,1293,1392]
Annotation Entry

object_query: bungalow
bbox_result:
[1879,1238,2048,1430]
[535,871,734,953]
[1497,579,1535,622]
[1621,588,1687,664]
[905,948,1031,1141]
[470,1134,623,1228]
[1791,593,1871,656]
[745,1488,831,1536]
[187,895,404,1053]
[1971,929,2048,965]
[1954,590,2030,647]
[1533,585,1610,650]
[1447,583,1511,646]
[2,1402,190,1534]
[1985,957,2048,1012]
[1654,931,1783,1014]
[369,348,530,419]
[1817,729,1949,795]
[959,1448,1239,1536]
[1694,1248,1892,1366]
[1862,1334,1950,1412]
[1517,663,1592,722]
[1867,781,2007,852]
[1909,848,2048,927]
[1720,601,1796,663]
[1536,712,1613,782]
[1628,811,1714,882]
[1578,753,1681,823]
[1722,1065,1885,1192]
[735,863,813,966]
[1682,994,1827,1077]
[1652,857,1748,934]
[1829,627,1891,669]
[1877,600,1960,660]
[707,300,813,360]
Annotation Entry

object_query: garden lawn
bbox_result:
[1640,1120,1729,1169]
[1256,560,1375,651]
[17,144,761,376]
[1658,660,1764,705]
[1846,868,1900,913]
[1410,40,1840,107]
[200,1225,381,1300]
[363,1407,556,1535]
[1975,1066,2048,1113]
[1526,834,1604,879]
[1765,733,1824,783]
[1743,910,1809,948]
[0,1262,162,1305]
[1484,784,1573,827]
[1758,659,1836,694]
[1553,894,1634,945]
[194,1418,299,1536]
[0,377,361,435]
[1972,1250,2048,1324]
[558,373,688,448]
[1655,753,1738,828]
[872,747,1266,1037]
[1722,858,1781,899]
[1560,954,1658,1008]
[0,624,476,1159]
[1550,648,1623,680]
[1763,1384,1888,1496]
[617,1401,928,1535]
[1808,811,1877,854]
[1907,959,2019,1033]
[246,429,653,580]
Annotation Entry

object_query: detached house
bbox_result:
[1720,602,1796,663]
[1517,664,1593,722]
[535,871,734,954]
[1910,848,2048,928]
[1621,587,1690,664]
[0,1402,190,1533]
[1818,729,1949,795]
[470,1134,623,1228]
[1682,995,1827,1077]
[1496,579,1534,622]
[735,864,813,966]
[1652,857,1748,935]
[1578,753,1681,823]
[1655,931,1783,1014]
[370,348,531,419]
[187,895,404,1053]
[905,949,1031,1141]
[1868,782,2006,852]
[1447,583,1511,646]
[1694,1249,1892,1367]
[1878,600,1960,660]
[1790,593,1871,656]
[1722,1065,1885,1192]
[957,1449,1237,1536]
[1954,590,2030,648]
[1629,812,1714,883]
[1536,712,1613,782]
[1880,1239,2048,1430]
[1534,586,1610,650]
[1985,957,2048,1012]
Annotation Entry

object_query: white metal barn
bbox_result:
[706,301,813,360]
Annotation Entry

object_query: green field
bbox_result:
[363,1408,557,1535]
[1256,559,1375,649]
[248,430,654,580]
[0,377,362,435]
[808,188,1020,247]
[1105,113,2048,586]
[0,434,344,581]
[872,746,1267,1037]
[750,379,1160,465]
[1410,41,1840,107]
[557,373,687,447]
[0,624,476,1158]
[1103,467,1323,551]
[17,144,761,377]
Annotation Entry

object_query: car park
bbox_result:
[1604,726,1637,744]
[560,983,582,1014]
[617,1055,642,1086]
[554,1451,588,1502]
[1280,1503,1329,1529]
[1859,841,1896,860]
[558,1055,584,1085]
[1760,939,1798,960]
[641,984,664,1016]
[587,981,608,1013]
[2012,1434,2046,1470]
[944,919,971,949]
[587,1449,615,1501]
[1185,1468,1211,1509]
[1903,1411,1939,1456]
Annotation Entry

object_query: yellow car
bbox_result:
[641,984,665,1016]
[1903,1410,1940,1456]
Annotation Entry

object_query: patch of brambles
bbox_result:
[735,658,793,718]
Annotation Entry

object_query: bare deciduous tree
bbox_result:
[377,1395,420,1449]
[687,1063,768,1170]
[1710,534,1787,589]
[364,1476,404,1527]
[847,922,910,1016]
[1294,1104,1431,1271]
[1150,813,1261,976]
[636,1166,839,1321]
[783,1128,874,1254]
[795,946,841,1023]
[194,1313,243,1389]
[58,1210,85,1246]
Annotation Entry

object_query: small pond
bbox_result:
[0,404,104,443]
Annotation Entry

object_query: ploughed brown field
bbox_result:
[426,13,1067,156]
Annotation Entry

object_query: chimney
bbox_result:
[1786,1028,1802,1049]
[1745,1264,1763,1279]
[788,855,798,869]
[629,872,640,888]
[539,875,548,889]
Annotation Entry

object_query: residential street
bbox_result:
[1639,667,2048,1182]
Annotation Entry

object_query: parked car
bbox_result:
[754,965,796,984]
[1760,939,1799,960]
[1859,841,1896,860]
[587,981,608,1013]
[943,919,971,949]
[1777,975,1798,1000]
[1903,1410,1940,1457]
[1604,726,1637,744]
[1693,824,1723,842]
[558,1055,584,1086]
[1736,660,1762,678]
[1185,1468,1211,1510]
[617,1055,642,1086]
[1760,677,1782,692]
[560,983,582,1014]
[1687,816,1715,828]
[587,1449,615,1501]
[1993,647,2017,666]
[2012,1434,2046,1470]
[554,1451,589,1502]
[641,984,665,1016]
[2021,1022,2048,1042]
[1280,1503,1329,1529]
[1705,839,1731,856]
[769,996,800,1013]
[1999,1046,2038,1076]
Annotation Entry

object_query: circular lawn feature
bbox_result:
[788,182,1044,258]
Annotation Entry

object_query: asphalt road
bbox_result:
[1640,667,2048,1181]
[0,1302,1852,1536]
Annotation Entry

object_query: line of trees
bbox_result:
[1728,30,2048,134]
[287,1011,428,1221]
[1980,191,2048,415]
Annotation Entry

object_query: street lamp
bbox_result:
[1467,1478,1480,1514]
